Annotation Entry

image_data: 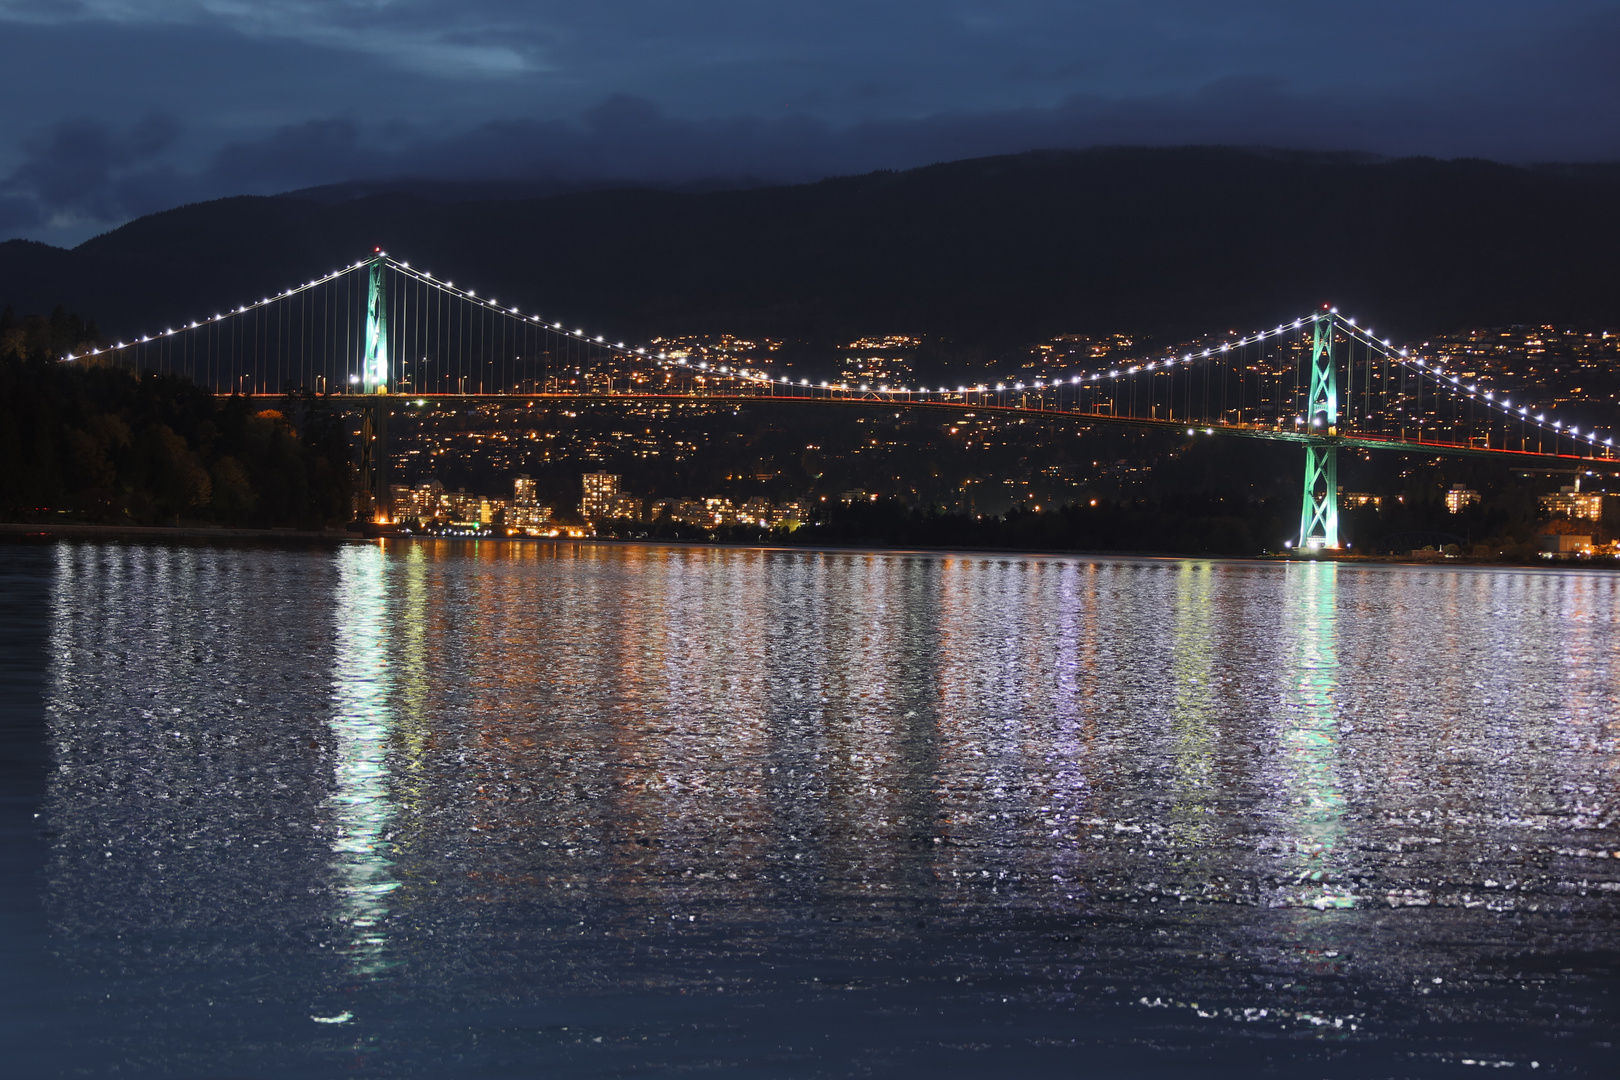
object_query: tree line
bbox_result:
[588,495,1292,557]
[1,307,354,529]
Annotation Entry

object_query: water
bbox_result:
[2,540,1617,1077]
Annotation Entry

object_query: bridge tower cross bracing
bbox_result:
[357,255,390,519]
[1297,310,1340,549]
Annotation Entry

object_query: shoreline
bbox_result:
[554,536,1620,570]
[388,533,1617,569]
[0,521,363,543]
[3,521,1612,570]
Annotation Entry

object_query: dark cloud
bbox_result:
[194,76,1616,194]
[0,2,1615,244]
[210,120,372,190]
[0,114,180,230]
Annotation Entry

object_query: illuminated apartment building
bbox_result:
[513,475,538,506]
[1539,483,1603,521]
[581,472,621,519]
[507,504,553,528]
[1339,490,1382,510]
[1444,485,1480,514]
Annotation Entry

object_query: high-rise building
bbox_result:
[513,475,538,506]
[581,473,621,519]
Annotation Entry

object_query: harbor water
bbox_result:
[1,540,1616,1076]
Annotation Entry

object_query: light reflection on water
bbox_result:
[1280,563,1351,910]
[31,541,1620,1076]
[328,545,398,976]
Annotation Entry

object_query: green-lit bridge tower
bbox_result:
[357,255,390,520]
[1297,311,1339,550]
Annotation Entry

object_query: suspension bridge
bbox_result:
[64,251,1620,550]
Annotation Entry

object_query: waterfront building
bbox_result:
[392,479,446,522]
[444,490,481,522]
[513,475,538,506]
[740,496,773,526]
[650,498,708,524]
[507,504,553,528]
[1538,532,1594,556]
[703,496,733,526]
[581,473,621,519]
[769,500,810,528]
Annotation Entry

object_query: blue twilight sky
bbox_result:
[1,1,1617,245]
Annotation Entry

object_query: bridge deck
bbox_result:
[244,390,1620,471]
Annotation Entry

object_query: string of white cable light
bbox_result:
[61,261,370,361]
[1331,313,1612,452]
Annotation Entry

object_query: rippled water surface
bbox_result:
[3,540,1618,1077]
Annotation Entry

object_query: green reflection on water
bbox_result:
[1283,561,1353,909]
[329,545,399,973]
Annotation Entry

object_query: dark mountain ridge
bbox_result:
[281,173,775,206]
[2,146,1617,357]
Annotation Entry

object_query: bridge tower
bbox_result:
[357,255,390,520]
[1297,310,1339,549]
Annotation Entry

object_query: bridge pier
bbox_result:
[1296,310,1341,550]
[1298,443,1339,549]
[357,399,389,521]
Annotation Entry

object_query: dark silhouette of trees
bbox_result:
[0,314,353,527]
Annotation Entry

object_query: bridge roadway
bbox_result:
[242,390,1620,473]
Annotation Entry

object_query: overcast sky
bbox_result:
[2,1,1617,246]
